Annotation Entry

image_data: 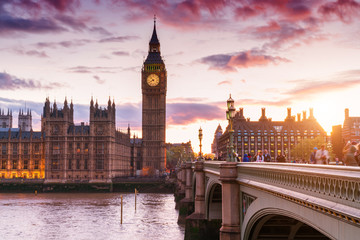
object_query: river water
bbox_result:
[0,193,184,240]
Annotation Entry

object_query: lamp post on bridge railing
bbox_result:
[198,127,203,161]
[226,94,236,162]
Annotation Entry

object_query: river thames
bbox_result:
[0,193,184,240]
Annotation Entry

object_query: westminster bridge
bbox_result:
[175,161,360,240]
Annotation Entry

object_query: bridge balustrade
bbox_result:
[179,161,360,240]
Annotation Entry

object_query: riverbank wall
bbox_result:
[0,178,175,193]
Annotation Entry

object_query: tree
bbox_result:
[291,136,332,162]
[203,153,215,160]
[166,145,195,169]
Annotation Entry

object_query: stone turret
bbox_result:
[41,97,74,134]
[259,108,268,121]
[18,109,32,131]
[0,108,12,128]
[285,108,295,121]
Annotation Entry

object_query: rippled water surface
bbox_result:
[0,193,184,240]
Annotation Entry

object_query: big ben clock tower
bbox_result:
[141,18,167,173]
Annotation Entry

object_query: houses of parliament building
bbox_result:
[0,20,167,182]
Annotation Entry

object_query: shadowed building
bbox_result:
[331,109,360,161]
[342,108,360,143]
[211,124,223,159]
[331,124,343,160]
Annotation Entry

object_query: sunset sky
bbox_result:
[1,0,360,153]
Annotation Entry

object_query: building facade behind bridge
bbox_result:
[213,107,327,161]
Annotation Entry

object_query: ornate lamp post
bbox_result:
[226,95,236,162]
[198,127,203,160]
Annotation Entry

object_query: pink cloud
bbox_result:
[228,51,290,68]
[319,0,360,23]
[199,50,290,72]
[167,102,223,125]
[255,21,281,33]
[218,80,232,85]
[112,51,129,56]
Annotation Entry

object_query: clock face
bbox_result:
[147,74,159,86]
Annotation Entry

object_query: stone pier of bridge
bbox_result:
[175,161,240,240]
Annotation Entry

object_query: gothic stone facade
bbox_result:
[0,109,44,179]
[43,98,131,183]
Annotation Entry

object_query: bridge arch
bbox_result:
[205,180,222,220]
[243,205,334,240]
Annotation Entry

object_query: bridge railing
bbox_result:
[236,162,360,224]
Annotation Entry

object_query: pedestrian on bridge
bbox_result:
[309,147,317,164]
[343,141,358,166]
[276,153,286,162]
[243,154,250,162]
[263,149,271,162]
[315,145,329,164]
[256,151,264,162]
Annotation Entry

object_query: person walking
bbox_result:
[343,141,358,166]
[256,151,264,162]
[263,149,271,162]
[276,153,285,163]
[309,147,317,164]
[243,154,249,162]
[315,145,329,164]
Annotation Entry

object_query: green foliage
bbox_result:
[291,136,332,161]
[166,145,195,169]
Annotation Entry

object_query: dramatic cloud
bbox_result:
[54,14,87,30]
[319,0,360,23]
[41,0,80,12]
[93,75,106,84]
[35,39,92,49]
[112,51,129,56]
[232,69,360,107]
[218,80,232,85]
[67,66,120,74]
[89,26,111,35]
[99,36,140,43]
[0,72,64,90]
[199,50,290,72]
[0,14,65,34]
[0,1,107,36]
[167,102,223,125]
[108,0,359,51]
[286,79,360,98]
[13,48,49,58]
[0,0,80,34]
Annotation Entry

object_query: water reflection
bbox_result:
[0,193,184,240]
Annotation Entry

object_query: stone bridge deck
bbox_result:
[175,161,360,240]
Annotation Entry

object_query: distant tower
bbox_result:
[0,108,12,128]
[18,109,32,131]
[141,17,167,173]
